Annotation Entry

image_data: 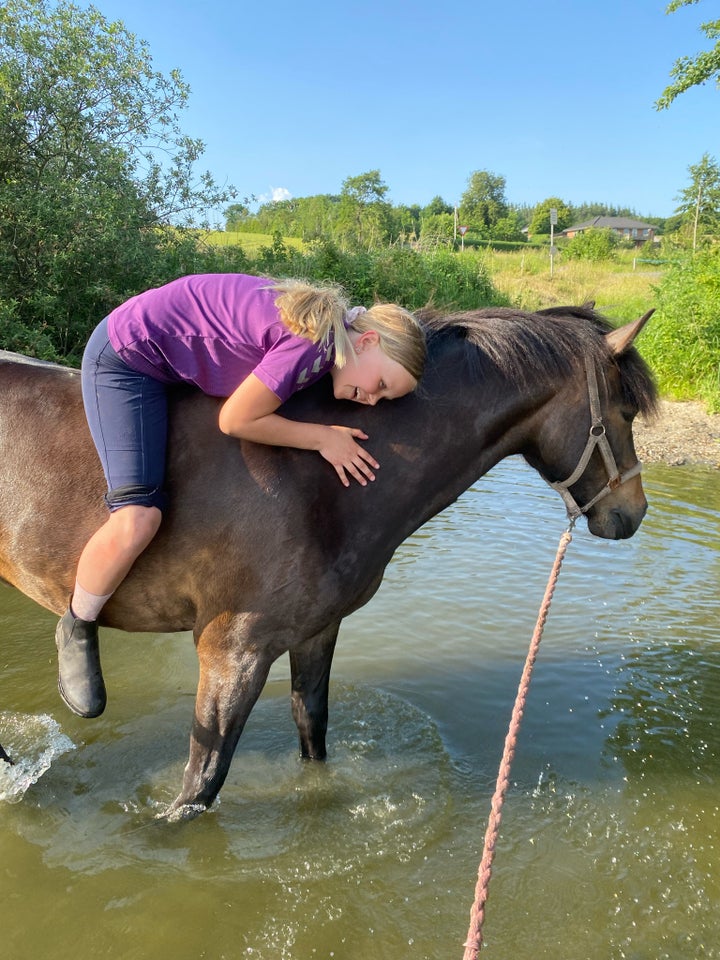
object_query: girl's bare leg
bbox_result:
[56,505,162,718]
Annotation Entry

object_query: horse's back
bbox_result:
[0,352,338,631]
[0,349,75,367]
[0,353,103,610]
[0,351,85,423]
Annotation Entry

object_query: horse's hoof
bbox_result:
[55,608,107,718]
[157,801,209,823]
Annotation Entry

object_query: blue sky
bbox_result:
[90,0,716,220]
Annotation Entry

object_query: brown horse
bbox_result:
[0,305,657,818]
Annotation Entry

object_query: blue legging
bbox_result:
[81,317,169,512]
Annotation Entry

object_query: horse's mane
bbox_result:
[418,304,658,417]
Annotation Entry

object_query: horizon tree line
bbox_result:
[224,164,718,250]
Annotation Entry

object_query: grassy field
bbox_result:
[200,230,306,254]
[478,247,663,322]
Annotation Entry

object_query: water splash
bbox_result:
[0,712,75,803]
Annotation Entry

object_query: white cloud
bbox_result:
[257,186,292,205]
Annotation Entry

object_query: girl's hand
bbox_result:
[319,426,379,487]
[219,377,379,487]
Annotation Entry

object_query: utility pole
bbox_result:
[549,207,558,278]
[693,181,703,252]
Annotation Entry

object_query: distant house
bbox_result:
[562,217,656,245]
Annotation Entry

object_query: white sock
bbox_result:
[70,580,114,622]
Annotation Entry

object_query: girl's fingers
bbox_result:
[335,452,377,487]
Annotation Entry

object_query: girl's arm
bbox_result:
[218,374,378,487]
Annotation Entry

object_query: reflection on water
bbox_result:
[1,458,719,959]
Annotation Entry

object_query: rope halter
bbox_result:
[549,356,642,521]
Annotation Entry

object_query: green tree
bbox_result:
[0,0,234,360]
[491,211,527,242]
[389,204,421,242]
[419,196,454,244]
[567,202,637,223]
[674,153,720,249]
[337,170,392,249]
[341,170,389,206]
[294,194,340,240]
[458,170,509,234]
[255,198,298,236]
[224,202,251,230]
[529,197,572,235]
[656,0,720,109]
[511,203,533,230]
[422,195,453,217]
[419,212,455,244]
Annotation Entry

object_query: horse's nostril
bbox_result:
[611,508,640,540]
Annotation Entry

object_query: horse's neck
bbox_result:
[359,373,550,550]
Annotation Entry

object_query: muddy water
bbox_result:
[1,459,719,959]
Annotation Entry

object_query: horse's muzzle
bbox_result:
[587,499,648,540]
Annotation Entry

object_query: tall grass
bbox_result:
[480,247,661,321]
[201,230,305,254]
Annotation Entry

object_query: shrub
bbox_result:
[564,228,619,262]
[644,249,720,411]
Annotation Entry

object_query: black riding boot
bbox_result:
[55,607,107,718]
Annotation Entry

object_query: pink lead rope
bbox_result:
[462,522,575,958]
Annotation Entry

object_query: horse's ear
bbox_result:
[605,309,654,356]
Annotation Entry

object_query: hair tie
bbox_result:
[345,306,367,327]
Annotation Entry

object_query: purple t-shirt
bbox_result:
[107,274,336,401]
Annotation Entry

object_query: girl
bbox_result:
[56,273,426,718]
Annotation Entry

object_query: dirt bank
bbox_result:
[633,399,720,467]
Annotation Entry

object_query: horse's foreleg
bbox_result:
[0,742,13,765]
[289,621,340,761]
[164,614,274,820]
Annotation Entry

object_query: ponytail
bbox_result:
[272,279,427,384]
[272,279,354,367]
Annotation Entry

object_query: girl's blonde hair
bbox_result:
[349,304,426,382]
[272,278,426,383]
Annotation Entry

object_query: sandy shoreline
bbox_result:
[633,399,720,468]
